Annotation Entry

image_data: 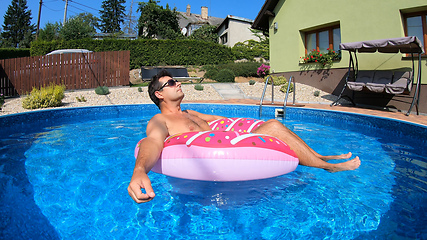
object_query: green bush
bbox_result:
[138,87,143,92]
[0,93,4,109]
[202,62,260,78]
[249,80,256,85]
[221,62,260,77]
[280,81,294,93]
[31,39,235,69]
[314,90,320,97]
[265,75,287,86]
[22,84,66,109]
[215,69,235,83]
[203,68,219,80]
[95,86,110,95]
[0,48,31,59]
[194,84,204,91]
[76,96,87,102]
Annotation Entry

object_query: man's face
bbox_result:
[157,76,184,101]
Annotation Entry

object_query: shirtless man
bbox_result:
[128,70,361,203]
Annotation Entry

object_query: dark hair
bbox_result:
[148,69,173,108]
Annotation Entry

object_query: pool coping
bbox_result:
[1,103,426,143]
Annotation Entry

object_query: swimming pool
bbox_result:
[1,104,426,239]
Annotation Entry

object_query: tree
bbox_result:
[77,13,100,32]
[137,0,181,39]
[1,0,35,48]
[37,22,61,41]
[232,29,269,61]
[189,25,218,44]
[59,14,96,41]
[99,0,126,33]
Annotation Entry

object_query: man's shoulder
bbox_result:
[146,114,167,131]
[150,113,165,121]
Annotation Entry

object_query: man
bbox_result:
[128,70,361,203]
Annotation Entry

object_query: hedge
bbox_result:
[0,48,31,59]
[30,39,236,69]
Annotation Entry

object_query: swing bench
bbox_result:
[331,36,424,116]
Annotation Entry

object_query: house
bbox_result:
[216,15,258,47]
[252,0,427,114]
[178,5,223,37]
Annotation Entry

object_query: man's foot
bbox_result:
[321,152,352,161]
[327,156,361,173]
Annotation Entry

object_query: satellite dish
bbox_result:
[181,28,187,35]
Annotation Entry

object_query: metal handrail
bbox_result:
[259,75,295,118]
[259,75,273,116]
[282,76,296,118]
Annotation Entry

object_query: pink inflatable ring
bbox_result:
[134,118,299,181]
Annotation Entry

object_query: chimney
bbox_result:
[186,4,191,16]
[201,6,208,19]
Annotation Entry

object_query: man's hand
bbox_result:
[128,169,156,203]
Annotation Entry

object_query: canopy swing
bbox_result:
[331,36,424,116]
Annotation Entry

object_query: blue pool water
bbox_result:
[1,104,426,239]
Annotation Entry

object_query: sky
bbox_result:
[0,0,265,32]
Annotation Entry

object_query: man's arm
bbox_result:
[186,110,225,122]
[127,116,169,203]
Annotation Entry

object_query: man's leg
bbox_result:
[254,119,351,160]
[252,120,360,172]
[279,123,352,161]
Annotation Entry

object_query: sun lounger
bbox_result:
[140,66,203,83]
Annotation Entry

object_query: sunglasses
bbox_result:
[158,79,178,91]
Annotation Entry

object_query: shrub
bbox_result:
[31,39,235,69]
[194,84,204,91]
[249,80,256,85]
[257,64,270,78]
[314,90,320,97]
[203,62,260,78]
[220,62,260,77]
[280,81,294,93]
[22,84,66,109]
[0,48,31,60]
[264,75,287,86]
[95,86,110,95]
[76,96,87,102]
[215,69,235,83]
[138,87,143,92]
[204,68,219,80]
[0,93,4,109]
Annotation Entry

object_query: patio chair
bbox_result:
[386,71,412,95]
[347,70,374,91]
[366,70,393,93]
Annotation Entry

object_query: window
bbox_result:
[304,25,341,54]
[220,33,228,44]
[403,11,427,55]
[189,24,202,35]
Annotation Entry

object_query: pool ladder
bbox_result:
[259,75,295,118]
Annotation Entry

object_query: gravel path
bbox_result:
[0,82,340,116]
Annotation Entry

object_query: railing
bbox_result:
[281,76,296,117]
[259,75,295,118]
[0,51,130,96]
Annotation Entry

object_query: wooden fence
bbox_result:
[0,50,130,96]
